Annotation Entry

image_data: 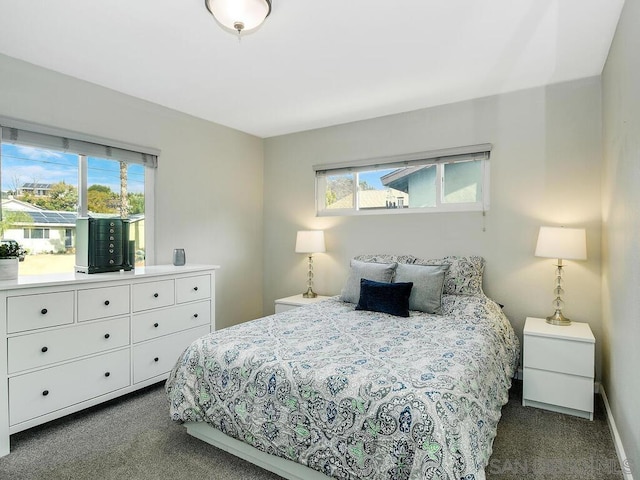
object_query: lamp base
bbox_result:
[302,287,317,299]
[546,310,572,326]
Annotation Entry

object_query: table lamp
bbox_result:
[535,226,587,326]
[295,230,325,298]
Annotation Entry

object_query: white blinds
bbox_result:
[314,143,491,176]
[0,118,159,168]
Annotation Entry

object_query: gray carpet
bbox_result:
[0,381,624,480]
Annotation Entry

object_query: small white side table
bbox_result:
[274,294,331,313]
[522,316,595,420]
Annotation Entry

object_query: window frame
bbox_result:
[0,116,158,265]
[25,228,50,239]
[315,144,491,216]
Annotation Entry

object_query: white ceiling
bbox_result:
[0,0,626,138]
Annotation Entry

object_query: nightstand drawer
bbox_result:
[523,368,593,413]
[274,294,331,313]
[524,334,594,377]
[275,303,297,313]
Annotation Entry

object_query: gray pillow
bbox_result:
[394,263,449,314]
[340,260,398,304]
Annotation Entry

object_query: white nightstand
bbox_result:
[274,294,331,313]
[522,317,595,420]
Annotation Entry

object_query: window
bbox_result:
[24,228,50,239]
[315,144,491,216]
[0,118,158,276]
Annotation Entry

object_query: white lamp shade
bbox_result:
[535,226,587,260]
[205,0,271,32]
[295,231,326,254]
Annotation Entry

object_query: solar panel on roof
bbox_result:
[17,211,77,224]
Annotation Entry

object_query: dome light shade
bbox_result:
[205,0,272,34]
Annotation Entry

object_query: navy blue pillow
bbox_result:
[355,278,413,317]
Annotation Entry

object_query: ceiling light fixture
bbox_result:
[204,0,272,35]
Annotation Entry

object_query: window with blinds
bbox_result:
[0,117,158,275]
[314,144,491,215]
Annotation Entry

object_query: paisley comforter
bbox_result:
[166,294,519,480]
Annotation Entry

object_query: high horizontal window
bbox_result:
[0,117,158,276]
[315,144,491,216]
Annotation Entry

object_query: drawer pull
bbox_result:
[193,286,198,291]
[153,293,159,298]
[104,300,110,306]
[42,390,49,396]
[104,333,110,339]
[153,322,159,328]
[154,357,159,362]
[193,313,199,318]
[41,308,48,315]
[41,346,48,353]
[104,372,111,377]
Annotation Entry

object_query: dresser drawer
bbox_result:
[8,317,130,374]
[78,285,130,322]
[9,349,130,426]
[132,279,175,312]
[132,301,210,343]
[132,326,209,383]
[7,291,75,333]
[524,334,594,377]
[523,368,593,413]
[176,275,211,304]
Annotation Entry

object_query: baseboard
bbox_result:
[600,384,635,480]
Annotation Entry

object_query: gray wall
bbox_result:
[0,53,265,330]
[602,0,640,475]
[264,78,604,379]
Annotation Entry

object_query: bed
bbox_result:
[166,255,520,480]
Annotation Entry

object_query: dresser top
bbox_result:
[0,264,220,291]
[524,316,595,343]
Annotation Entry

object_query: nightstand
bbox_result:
[274,294,331,313]
[522,317,595,420]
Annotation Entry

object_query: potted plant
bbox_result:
[0,240,25,280]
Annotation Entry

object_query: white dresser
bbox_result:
[522,316,595,420]
[0,264,219,457]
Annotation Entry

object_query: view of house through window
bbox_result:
[317,153,488,215]
[0,142,146,276]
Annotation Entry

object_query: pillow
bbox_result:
[355,278,413,317]
[340,260,398,303]
[394,263,449,314]
[417,256,485,295]
[352,254,485,296]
